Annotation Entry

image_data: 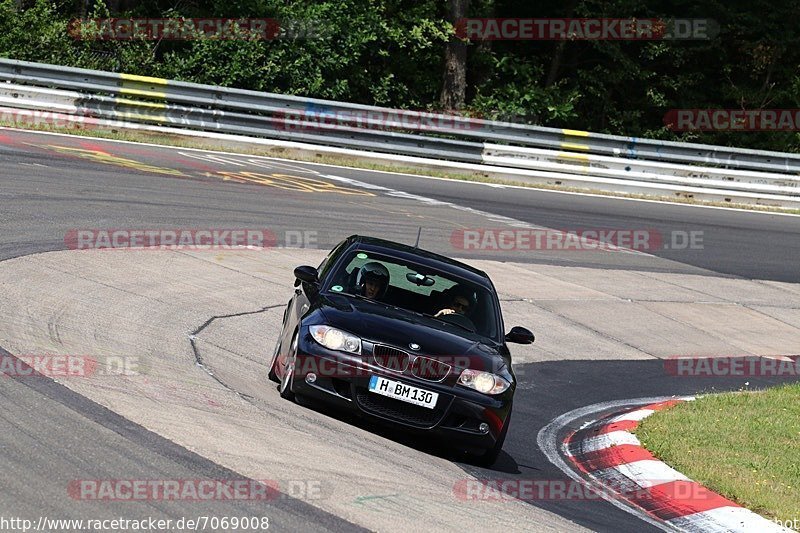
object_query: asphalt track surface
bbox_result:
[1,127,798,532]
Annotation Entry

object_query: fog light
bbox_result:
[306,373,317,384]
[479,422,489,434]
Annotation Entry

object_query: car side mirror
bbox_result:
[294,265,319,287]
[505,326,535,344]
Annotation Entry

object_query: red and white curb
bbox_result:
[564,399,790,532]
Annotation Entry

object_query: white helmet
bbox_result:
[356,262,390,299]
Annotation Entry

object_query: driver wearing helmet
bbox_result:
[356,262,390,300]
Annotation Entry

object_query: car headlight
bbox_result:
[309,325,361,354]
[458,369,510,395]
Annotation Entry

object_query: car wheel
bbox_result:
[279,333,298,401]
[267,337,281,383]
[475,411,511,467]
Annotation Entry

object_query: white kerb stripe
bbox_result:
[592,459,689,489]
[580,431,641,454]
[610,408,655,423]
[667,505,793,533]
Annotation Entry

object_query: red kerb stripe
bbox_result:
[640,400,681,412]
[589,419,639,436]
[627,480,739,520]
[574,444,655,471]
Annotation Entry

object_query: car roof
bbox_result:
[345,235,493,289]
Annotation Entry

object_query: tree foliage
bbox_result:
[0,0,798,151]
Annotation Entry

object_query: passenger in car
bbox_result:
[435,287,476,318]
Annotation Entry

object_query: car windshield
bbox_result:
[326,250,500,340]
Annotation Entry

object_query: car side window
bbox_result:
[317,240,347,281]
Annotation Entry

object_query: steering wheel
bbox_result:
[436,311,477,333]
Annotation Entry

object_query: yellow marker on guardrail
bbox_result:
[556,151,591,167]
[560,129,591,152]
[560,142,591,151]
[116,111,168,122]
[115,98,168,110]
[119,73,169,100]
[561,129,591,137]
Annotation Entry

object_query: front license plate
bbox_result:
[368,375,438,409]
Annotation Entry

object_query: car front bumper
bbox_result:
[288,331,513,452]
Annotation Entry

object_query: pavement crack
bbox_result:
[189,304,284,404]
[36,262,177,306]
[633,269,749,303]
[175,250,287,286]
[522,300,657,358]
[741,304,800,333]
[752,279,800,296]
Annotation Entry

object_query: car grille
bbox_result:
[372,345,409,372]
[410,356,452,382]
[356,388,448,427]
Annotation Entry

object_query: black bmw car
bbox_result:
[268,235,534,465]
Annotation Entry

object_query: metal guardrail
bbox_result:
[483,145,800,193]
[0,80,486,163]
[0,57,799,207]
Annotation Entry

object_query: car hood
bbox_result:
[318,294,503,369]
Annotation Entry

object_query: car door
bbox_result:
[277,239,349,366]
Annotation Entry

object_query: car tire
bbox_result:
[269,305,291,383]
[279,333,298,401]
[267,338,281,383]
[475,411,511,467]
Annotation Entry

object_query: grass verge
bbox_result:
[635,383,800,523]
[2,120,800,215]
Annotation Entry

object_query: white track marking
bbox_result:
[5,126,797,217]
[251,158,322,174]
[176,151,319,174]
[178,151,248,166]
[227,158,281,170]
[323,174,655,256]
